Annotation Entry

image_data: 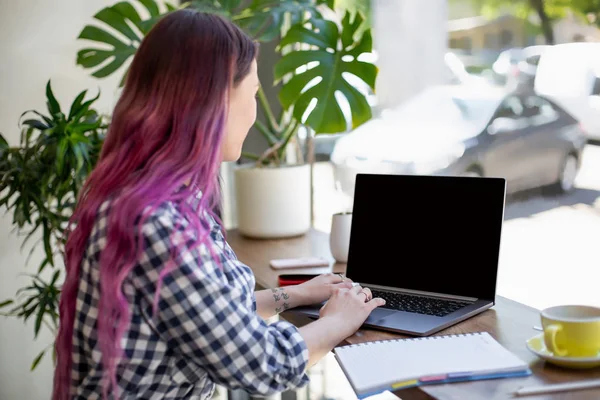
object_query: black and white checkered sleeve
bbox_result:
[133,208,310,396]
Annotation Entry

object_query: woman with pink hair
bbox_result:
[52,9,384,400]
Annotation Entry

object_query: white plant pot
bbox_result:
[234,164,311,238]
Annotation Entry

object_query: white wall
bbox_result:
[371,0,448,110]
[0,1,124,399]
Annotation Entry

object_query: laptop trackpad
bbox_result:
[365,308,396,324]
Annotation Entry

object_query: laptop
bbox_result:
[290,173,507,336]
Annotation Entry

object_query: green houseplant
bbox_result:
[75,0,378,237]
[0,81,107,369]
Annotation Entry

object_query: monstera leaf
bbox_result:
[76,0,177,86]
[190,0,332,42]
[274,11,377,134]
[188,0,245,18]
[235,0,331,42]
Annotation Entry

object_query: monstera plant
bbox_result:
[75,0,377,163]
[76,0,377,237]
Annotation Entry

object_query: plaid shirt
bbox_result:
[71,195,310,399]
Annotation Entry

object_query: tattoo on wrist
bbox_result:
[272,287,290,313]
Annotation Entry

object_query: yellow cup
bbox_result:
[541,305,600,358]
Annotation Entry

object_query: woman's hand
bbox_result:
[296,273,354,306]
[319,284,385,337]
[297,284,384,368]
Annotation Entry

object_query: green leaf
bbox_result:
[45,81,61,116]
[77,26,135,79]
[189,0,243,18]
[56,139,69,176]
[0,134,8,151]
[232,0,323,42]
[318,0,334,9]
[274,12,377,134]
[34,298,46,338]
[71,120,102,134]
[72,143,85,171]
[79,25,128,49]
[20,110,53,127]
[21,119,48,131]
[42,223,54,267]
[50,270,61,286]
[113,1,144,30]
[31,350,45,371]
[72,91,101,123]
[22,300,39,321]
[68,90,88,120]
[76,0,169,84]
[138,0,161,17]
[37,259,50,274]
[94,7,141,42]
[0,299,14,309]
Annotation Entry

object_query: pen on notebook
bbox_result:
[515,379,600,397]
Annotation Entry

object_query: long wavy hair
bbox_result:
[52,9,257,400]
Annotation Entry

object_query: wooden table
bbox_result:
[227,229,600,400]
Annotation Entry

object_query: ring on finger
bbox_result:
[337,273,345,282]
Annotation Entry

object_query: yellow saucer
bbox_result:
[526,333,600,369]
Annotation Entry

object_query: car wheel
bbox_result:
[553,153,578,194]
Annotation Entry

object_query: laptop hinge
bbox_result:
[362,283,478,303]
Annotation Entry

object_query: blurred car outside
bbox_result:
[534,42,600,142]
[330,84,586,199]
[312,52,491,161]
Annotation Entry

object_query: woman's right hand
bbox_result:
[319,285,386,337]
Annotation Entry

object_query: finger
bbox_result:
[333,273,353,284]
[335,287,351,295]
[331,282,354,291]
[361,287,372,301]
[366,297,386,310]
[334,273,346,284]
[350,284,363,295]
[358,291,369,302]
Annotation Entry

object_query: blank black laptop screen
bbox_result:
[346,173,506,301]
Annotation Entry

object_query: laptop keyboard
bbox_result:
[370,289,470,317]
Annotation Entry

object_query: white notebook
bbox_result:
[334,332,531,399]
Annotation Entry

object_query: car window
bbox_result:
[523,95,559,125]
[525,55,541,66]
[592,76,600,96]
[495,96,524,119]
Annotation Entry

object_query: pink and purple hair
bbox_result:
[52,9,257,400]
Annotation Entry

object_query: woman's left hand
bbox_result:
[296,273,354,305]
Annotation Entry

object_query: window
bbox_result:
[500,30,513,47]
[525,54,541,67]
[484,33,497,49]
[496,96,524,119]
[523,95,558,125]
[592,76,600,96]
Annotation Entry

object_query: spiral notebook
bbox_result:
[334,332,531,399]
